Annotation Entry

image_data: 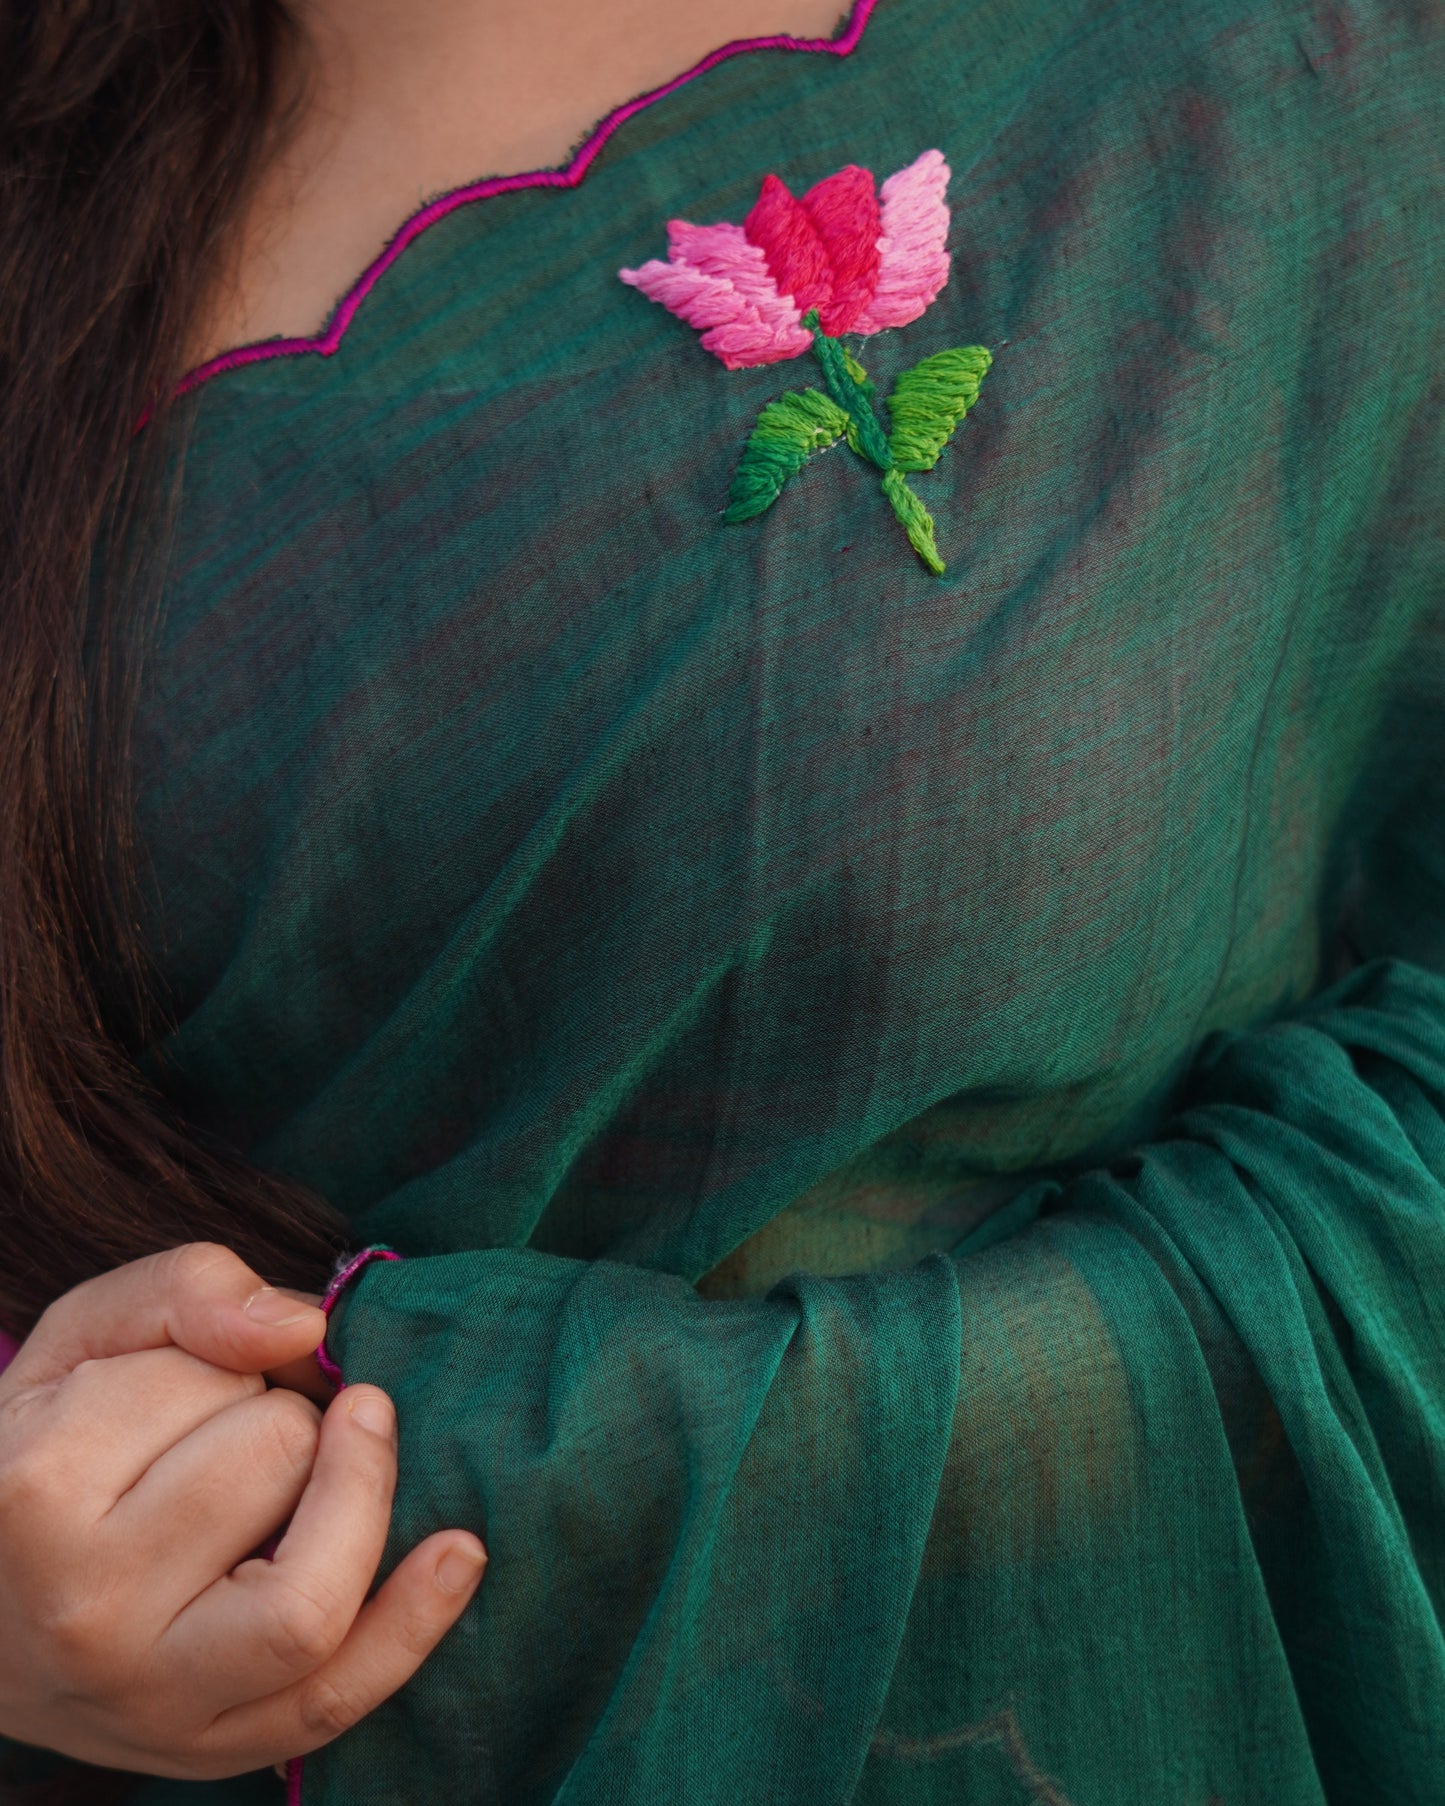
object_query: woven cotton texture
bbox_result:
[32,0,1445,1801]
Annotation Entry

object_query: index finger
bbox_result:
[6,1243,329,1388]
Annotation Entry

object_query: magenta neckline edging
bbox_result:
[175,0,881,405]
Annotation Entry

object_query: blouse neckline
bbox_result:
[173,0,882,402]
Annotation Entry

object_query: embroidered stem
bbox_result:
[801,309,947,572]
[803,310,892,470]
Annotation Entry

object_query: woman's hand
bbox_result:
[0,1243,486,1779]
[261,1290,332,1404]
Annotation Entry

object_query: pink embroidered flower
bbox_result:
[620,149,952,368]
[618,147,992,576]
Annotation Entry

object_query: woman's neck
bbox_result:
[191,0,850,369]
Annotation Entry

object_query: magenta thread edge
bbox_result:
[314,1243,402,1389]
[170,0,881,402]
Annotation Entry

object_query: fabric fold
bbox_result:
[310,959,1445,1804]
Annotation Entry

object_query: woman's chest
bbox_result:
[133,0,1435,1262]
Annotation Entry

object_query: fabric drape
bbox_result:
[5,0,1441,1799]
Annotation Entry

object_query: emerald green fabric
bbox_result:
[65,0,1445,1798]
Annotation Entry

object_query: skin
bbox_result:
[193,0,851,364]
[0,1244,486,1776]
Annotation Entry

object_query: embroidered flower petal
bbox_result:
[618,257,748,330]
[665,223,813,364]
[801,164,882,335]
[619,239,812,369]
[665,223,802,321]
[743,174,835,318]
[853,149,952,334]
[698,315,814,368]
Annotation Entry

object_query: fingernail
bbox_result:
[346,1390,394,1437]
[435,1543,486,1594]
[244,1287,323,1328]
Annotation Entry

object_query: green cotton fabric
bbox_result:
[71,0,1445,1799]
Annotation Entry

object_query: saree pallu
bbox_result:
[7,0,1444,1799]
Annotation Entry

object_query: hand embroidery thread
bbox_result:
[619,149,991,574]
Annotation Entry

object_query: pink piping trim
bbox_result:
[314,1243,402,1389]
[171,0,881,401]
[286,1245,402,1804]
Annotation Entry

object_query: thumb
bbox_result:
[7,1242,329,1387]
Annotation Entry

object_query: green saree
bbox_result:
[20,0,1445,1798]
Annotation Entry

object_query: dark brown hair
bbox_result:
[0,0,347,1342]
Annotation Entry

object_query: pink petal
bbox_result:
[618,258,754,331]
[666,222,804,326]
[699,317,814,367]
[801,165,882,334]
[743,174,835,318]
[619,231,812,369]
[853,149,952,334]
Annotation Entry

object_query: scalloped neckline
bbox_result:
[175,0,881,401]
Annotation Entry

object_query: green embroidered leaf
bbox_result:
[842,349,873,394]
[885,345,993,473]
[881,468,945,576]
[725,387,852,523]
